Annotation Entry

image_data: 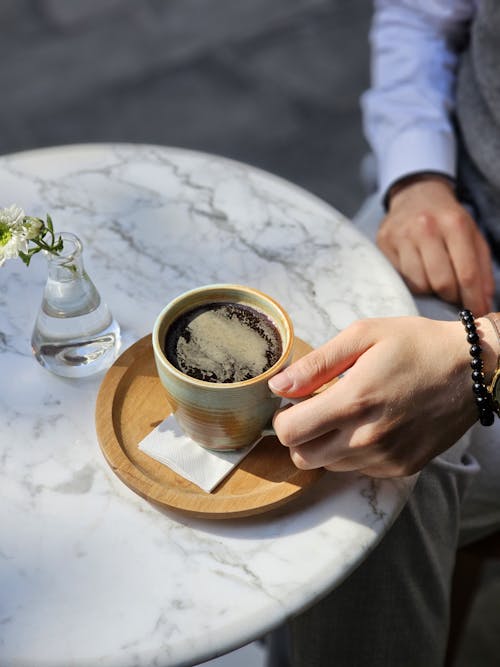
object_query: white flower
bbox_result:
[0,204,63,267]
[0,204,25,228]
[0,205,28,266]
[0,227,28,266]
[22,216,43,240]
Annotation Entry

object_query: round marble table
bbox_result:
[0,144,418,667]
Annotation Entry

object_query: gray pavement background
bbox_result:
[2,1,499,665]
[0,0,371,218]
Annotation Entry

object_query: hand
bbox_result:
[269,316,498,478]
[378,177,495,316]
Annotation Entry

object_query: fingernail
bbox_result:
[269,369,293,393]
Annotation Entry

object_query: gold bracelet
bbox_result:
[485,313,500,416]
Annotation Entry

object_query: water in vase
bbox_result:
[31,232,121,378]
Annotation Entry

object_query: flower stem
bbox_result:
[19,214,64,266]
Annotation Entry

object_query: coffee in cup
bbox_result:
[164,301,283,383]
[152,284,294,451]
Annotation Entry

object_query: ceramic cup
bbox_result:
[152,284,294,451]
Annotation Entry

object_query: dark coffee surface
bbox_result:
[164,301,282,383]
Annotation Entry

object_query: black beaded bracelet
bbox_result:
[459,309,495,426]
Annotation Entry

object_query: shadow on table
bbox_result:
[153,467,410,544]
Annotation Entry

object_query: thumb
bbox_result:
[268,322,373,397]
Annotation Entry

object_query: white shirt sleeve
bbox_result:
[361,0,475,200]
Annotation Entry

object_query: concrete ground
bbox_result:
[1,1,499,665]
[0,0,371,218]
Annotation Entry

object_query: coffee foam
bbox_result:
[166,303,282,383]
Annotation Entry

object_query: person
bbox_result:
[266,1,500,665]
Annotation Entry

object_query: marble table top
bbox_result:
[0,143,418,667]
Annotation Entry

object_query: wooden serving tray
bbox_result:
[95,335,324,519]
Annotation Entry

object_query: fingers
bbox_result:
[290,432,376,472]
[376,224,399,268]
[272,361,389,468]
[436,217,491,314]
[268,321,374,398]
[397,239,431,295]
[383,220,461,304]
[283,418,409,477]
[409,214,460,303]
[379,203,495,315]
[272,384,348,447]
[277,414,378,471]
[279,406,426,478]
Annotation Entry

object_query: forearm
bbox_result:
[362,0,474,199]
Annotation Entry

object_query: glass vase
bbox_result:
[31,232,121,378]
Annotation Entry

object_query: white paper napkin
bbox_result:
[138,414,268,492]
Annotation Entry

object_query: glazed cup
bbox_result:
[152,284,294,451]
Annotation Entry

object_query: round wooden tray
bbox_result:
[95,335,324,519]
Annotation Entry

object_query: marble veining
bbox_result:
[0,143,418,667]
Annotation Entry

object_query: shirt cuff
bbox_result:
[378,127,456,203]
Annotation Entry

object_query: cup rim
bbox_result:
[152,283,294,389]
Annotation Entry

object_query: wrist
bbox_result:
[477,315,500,384]
[480,315,500,419]
[462,313,500,425]
[459,308,500,426]
[385,172,455,211]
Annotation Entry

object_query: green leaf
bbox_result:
[18,250,32,266]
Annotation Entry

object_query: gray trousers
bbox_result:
[270,196,500,667]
